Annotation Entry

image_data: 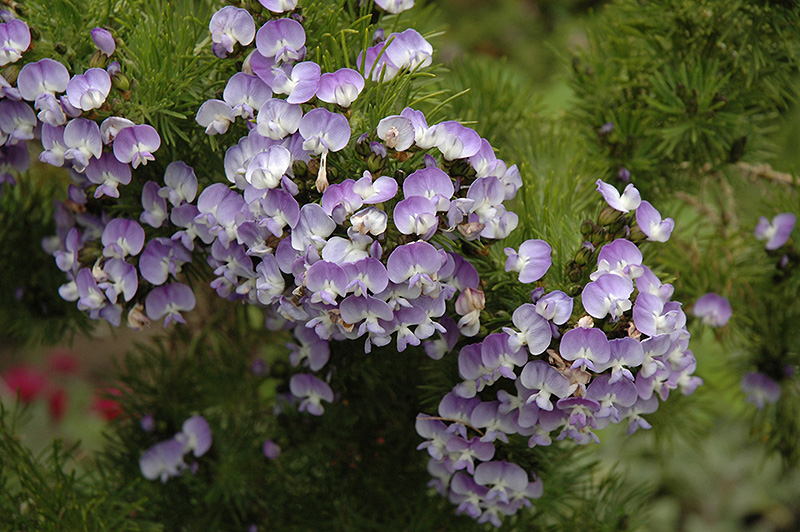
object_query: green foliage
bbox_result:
[0,406,161,532]
[569,0,800,190]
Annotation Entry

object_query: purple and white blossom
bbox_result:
[145,283,196,327]
[63,118,103,172]
[85,152,131,199]
[209,6,256,58]
[316,68,365,107]
[113,124,161,168]
[176,415,212,458]
[0,19,30,66]
[91,27,116,56]
[377,115,415,151]
[256,98,302,140]
[66,68,112,111]
[636,200,674,242]
[502,304,552,355]
[289,374,334,416]
[139,438,186,483]
[17,58,70,102]
[375,0,415,13]
[755,213,796,250]
[268,61,320,104]
[258,0,298,13]
[596,179,640,213]
[581,273,634,320]
[256,18,306,64]
[0,99,36,144]
[693,292,732,327]
[102,218,145,259]
[741,372,781,409]
[196,99,234,135]
[224,73,272,119]
[559,326,610,372]
[504,239,551,283]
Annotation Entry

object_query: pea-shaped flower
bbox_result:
[209,6,255,58]
[113,124,161,168]
[66,68,112,111]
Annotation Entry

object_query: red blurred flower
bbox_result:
[91,387,124,421]
[2,365,48,403]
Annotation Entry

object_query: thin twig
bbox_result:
[737,162,798,186]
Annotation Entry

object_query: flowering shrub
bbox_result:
[2,0,800,529]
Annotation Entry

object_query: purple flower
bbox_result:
[113,124,161,168]
[534,290,573,325]
[62,118,103,172]
[263,439,281,459]
[139,438,185,483]
[435,121,482,161]
[66,68,112,111]
[0,99,36,144]
[519,360,571,411]
[559,326,610,372]
[75,268,107,311]
[196,99,233,135]
[504,239,552,283]
[582,273,634,320]
[145,283,196,326]
[377,115,415,151]
[256,98,302,140]
[100,116,135,144]
[209,6,256,58]
[353,171,398,204]
[502,304,552,355]
[305,260,348,305]
[755,213,795,250]
[693,292,732,327]
[340,295,394,337]
[383,28,433,73]
[246,145,292,190]
[102,218,145,258]
[288,326,329,371]
[401,107,444,149]
[85,152,132,198]
[316,68,364,107]
[741,372,781,409]
[636,200,674,242]
[632,292,685,337]
[375,0,415,13]
[17,58,70,102]
[224,73,272,119]
[585,374,638,424]
[386,241,442,293]
[592,238,643,280]
[176,415,212,457]
[595,179,641,213]
[97,258,138,304]
[140,181,168,228]
[269,61,320,104]
[160,161,198,207]
[473,461,529,505]
[258,0,298,13]
[289,374,334,416]
[394,196,438,237]
[403,167,453,211]
[256,18,306,64]
[0,19,30,66]
[91,27,116,56]
[299,107,350,155]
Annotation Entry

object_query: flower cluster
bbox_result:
[415,180,701,526]
[192,4,524,428]
[23,0,701,526]
[1,15,176,326]
[139,415,212,483]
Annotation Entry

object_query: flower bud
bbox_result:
[111,70,130,91]
[598,206,622,226]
